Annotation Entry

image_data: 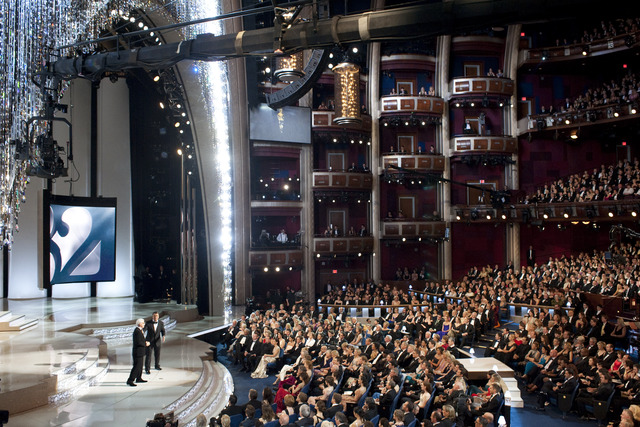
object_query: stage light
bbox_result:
[174,122,180,127]
[264,267,269,272]
[614,111,620,117]
[632,210,637,217]
[159,102,165,109]
[138,22,144,28]
[153,75,160,82]
[608,209,615,217]
[352,47,359,53]
[275,267,280,272]
[565,119,570,125]
[486,213,492,220]
[177,148,183,156]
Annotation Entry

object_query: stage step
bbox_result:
[0,312,39,332]
[50,347,110,406]
[502,378,524,408]
[163,354,233,425]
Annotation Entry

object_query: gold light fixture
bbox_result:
[274,52,305,82]
[333,62,361,125]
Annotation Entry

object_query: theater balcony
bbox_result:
[382,154,445,172]
[452,200,640,224]
[521,30,640,65]
[312,171,373,190]
[312,110,372,133]
[380,96,444,117]
[452,135,517,154]
[520,103,640,137]
[380,220,447,239]
[450,76,514,99]
[249,248,303,272]
[313,236,374,256]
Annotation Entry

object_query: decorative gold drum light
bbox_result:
[332,62,361,125]
[274,51,305,82]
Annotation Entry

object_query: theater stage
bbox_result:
[0,298,238,426]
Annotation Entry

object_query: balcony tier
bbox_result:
[249,249,303,268]
[382,154,445,172]
[381,221,447,238]
[381,96,444,115]
[312,171,373,190]
[452,135,517,154]
[450,77,514,97]
[312,111,372,132]
[313,237,374,255]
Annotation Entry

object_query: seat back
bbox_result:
[229,414,243,427]
[371,415,380,427]
[264,421,279,427]
[389,375,406,418]
[593,389,616,421]
[301,373,314,395]
[358,378,373,408]
[557,382,580,413]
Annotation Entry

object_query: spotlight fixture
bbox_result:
[608,209,615,217]
[455,210,463,221]
[501,211,507,220]
[563,207,571,218]
[564,119,570,125]
[263,267,269,272]
[159,101,165,109]
[153,75,160,82]
[275,267,280,272]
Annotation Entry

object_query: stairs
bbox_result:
[49,347,110,406]
[0,311,38,332]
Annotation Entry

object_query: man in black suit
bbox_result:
[324,393,344,419]
[127,318,150,386]
[240,405,256,427]
[527,245,536,267]
[537,365,579,409]
[220,395,244,417]
[363,397,378,421]
[295,404,314,427]
[242,332,263,372]
[377,379,398,417]
[335,412,349,427]
[575,370,615,418]
[243,389,261,411]
[145,311,166,374]
[471,384,504,418]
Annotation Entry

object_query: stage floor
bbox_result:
[0,297,239,427]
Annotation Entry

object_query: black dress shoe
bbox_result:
[136,378,148,383]
[155,366,162,370]
[145,370,151,374]
[127,381,137,387]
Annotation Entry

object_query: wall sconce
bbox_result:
[274,51,305,82]
[333,61,361,125]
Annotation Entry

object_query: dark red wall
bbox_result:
[518,136,618,195]
[252,271,302,297]
[451,223,506,278]
[380,241,439,280]
[450,162,506,205]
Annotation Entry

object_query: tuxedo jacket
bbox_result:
[557,376,579,394]
[132,327,147,357]
[145,320,166,345]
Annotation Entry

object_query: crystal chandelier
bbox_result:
[274,52,305,82]
[332,61,361,125]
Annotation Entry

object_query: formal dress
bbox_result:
[251,345,280,378]
[127,326,147,384]
[145,319,166,371]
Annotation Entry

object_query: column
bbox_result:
[96,78,134,297]
[436,35,452,280]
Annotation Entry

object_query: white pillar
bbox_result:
[96,79,134,297]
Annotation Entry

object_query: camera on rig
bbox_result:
[26,134,68,179]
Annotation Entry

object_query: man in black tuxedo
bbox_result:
[242,332,263,372]
[527,245,536,267]
[363,397,379,421]
[324,393,345,419]
[471,384,504,418]
[127,318,150,386]
[537,364,579,409]
[145,311,166,374]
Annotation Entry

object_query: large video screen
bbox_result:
[249,104,311,144]
[44,193,117,286]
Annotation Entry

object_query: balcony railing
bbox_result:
[450,77,514,97]
[452,135,517,154]
[312,171,372,190]
[313,236,374,255]
[524,30,640,63]
[381,220,447,238]
[249,249,303,269]
[380,96,444,115]
[312,110,372,132]
[452,200,640,223]
[381,154,445,172]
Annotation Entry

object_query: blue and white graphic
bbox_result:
[49,204,116,284]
